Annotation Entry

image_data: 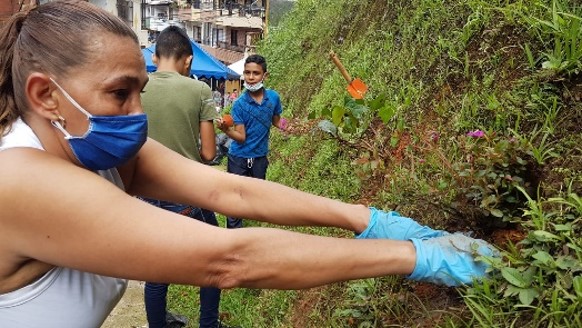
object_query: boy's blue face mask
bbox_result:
[50,78,148,171]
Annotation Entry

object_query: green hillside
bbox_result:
[169,0,582,326]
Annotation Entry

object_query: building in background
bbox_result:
[140,0,184,44]
[88,0,152,47]
[0,0,263,90]
[2,0,265,64]
[175,0,266,65]
[172,0,268,93]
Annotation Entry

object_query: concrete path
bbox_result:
[101,280,148,328]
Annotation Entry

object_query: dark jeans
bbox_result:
[226,154,268,229]
[141,199,221,328]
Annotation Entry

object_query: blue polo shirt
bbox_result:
[229,88,282,158]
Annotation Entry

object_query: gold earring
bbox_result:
[52,114,66,128]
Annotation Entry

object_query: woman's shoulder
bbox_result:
[0,148,98,187]
[0,146,47,163]
[0,149,71,210]
[0,147,130,223]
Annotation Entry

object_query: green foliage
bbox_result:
[268,134,360,200]
[260,0,476,121]
[322,97,370,137]
[452,131,532,223]
[332,279,382,326]
[318,92,399,140]
[518,126,560,165]
[221,288,295,328]
[296,139,360,199]
[167,0,582,326]
[465,187,582,327]
[331,277,443,327]
[268,0,296,27]
[525,0,582,75]
[266,133,311,189]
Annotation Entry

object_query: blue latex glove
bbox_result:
[408,233,499,287]
[356,207,448,241]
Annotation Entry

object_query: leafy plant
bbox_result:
[466,187,582,327]
[319,92,398,139]
[332,279,379,326]
[321,96,371,137]
[524,0,582,75]
[453,130,532,223]
[521,126,560,165]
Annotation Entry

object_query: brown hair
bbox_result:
[0,0,138,138]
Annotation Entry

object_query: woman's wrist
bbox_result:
[347,204,371,234]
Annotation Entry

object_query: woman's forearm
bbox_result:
[213,175,371,233]
[130,141,371,233]
[172,227,416,290]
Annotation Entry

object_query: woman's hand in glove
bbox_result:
[408,233,499,286]
[356,207,448,241]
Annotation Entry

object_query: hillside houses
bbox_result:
[1,0,267,66]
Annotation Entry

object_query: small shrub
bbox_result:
[452,130,533,225]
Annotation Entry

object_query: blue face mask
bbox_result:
[50,78,148,171]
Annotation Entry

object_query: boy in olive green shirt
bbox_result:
[140,26,236,328]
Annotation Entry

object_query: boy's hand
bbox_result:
[278,117,288,131]
[216,114,233,132]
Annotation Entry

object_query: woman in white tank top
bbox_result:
[0,1,496,327]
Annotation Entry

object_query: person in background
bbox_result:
[229,89,238,103]
[0,1,498,327]
[140,26,236,328]
[223,91,231,108]
[212,89,223,111]
[218,55,286,229]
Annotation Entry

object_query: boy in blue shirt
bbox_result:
[219,55,286,228]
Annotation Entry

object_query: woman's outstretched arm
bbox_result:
[0,147,416,290]
[124,139,371,233]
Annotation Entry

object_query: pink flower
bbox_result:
[429,131,439,142]
[466,130,485,138]
[278,117,288,131]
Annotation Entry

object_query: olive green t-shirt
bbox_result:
[141,71,219,162]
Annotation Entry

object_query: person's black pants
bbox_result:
[226,154,268,229]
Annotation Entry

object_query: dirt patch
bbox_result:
[101,280,148,328]
[288,286,328,327]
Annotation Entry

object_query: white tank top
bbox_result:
[0,119,128,327]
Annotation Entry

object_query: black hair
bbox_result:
[155,26,192,60]
[245,54,267,72]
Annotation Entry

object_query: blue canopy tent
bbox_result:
[142,39,240,80]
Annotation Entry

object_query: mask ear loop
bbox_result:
[51,115,72,139]
[49,77,93,118]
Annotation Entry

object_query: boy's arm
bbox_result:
[271,115,281,127]
[199,84,219,161]
[199,120,216,162]
[222,123,245,143]
[271,92,284,129]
